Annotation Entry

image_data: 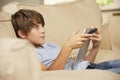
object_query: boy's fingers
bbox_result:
[72,28,80,35]
[81,34,93,38]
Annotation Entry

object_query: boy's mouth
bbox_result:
[40,36,45,38]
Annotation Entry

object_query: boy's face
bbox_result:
[24,24,45,46]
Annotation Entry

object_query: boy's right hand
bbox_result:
[65,28,93,49]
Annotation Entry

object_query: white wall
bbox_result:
[44,0,75,5]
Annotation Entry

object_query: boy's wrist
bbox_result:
[92,46,100,50]
[63,42,73,51]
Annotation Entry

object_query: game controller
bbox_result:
[84,28,97,34]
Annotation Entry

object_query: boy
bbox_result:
[11,9,120,74]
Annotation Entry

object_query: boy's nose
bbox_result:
[41,27,45,32]
[39,26,45,34]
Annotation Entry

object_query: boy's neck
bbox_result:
[34,44,44,48]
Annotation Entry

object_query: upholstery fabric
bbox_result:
[109,16,120,50]
[0,39,41,80]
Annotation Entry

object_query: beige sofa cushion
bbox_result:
[0,38,41,80]
[100,25,112,50]
[0,12,16,38]
[41,70,120,80]
[95,50,120,63]
[109,15,120,50]
[1,0,102,47]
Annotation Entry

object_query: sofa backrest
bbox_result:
[108,14,120,51]
[0,12,16,38]
[0,0,102,47]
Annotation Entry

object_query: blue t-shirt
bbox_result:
[36,43,61,67]
[36,43,90,70]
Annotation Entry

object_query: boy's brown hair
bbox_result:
[11,9,45,38]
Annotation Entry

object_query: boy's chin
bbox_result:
[40,42,45,45]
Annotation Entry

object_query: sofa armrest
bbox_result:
[0,38,41,80]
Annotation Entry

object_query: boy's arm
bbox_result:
[46,28,92,70]
[40,62,48,71]
[85,47,99,62]
[47,44,72,70]
[40,45,72,71]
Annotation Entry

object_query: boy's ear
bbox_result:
[17,30,27,38]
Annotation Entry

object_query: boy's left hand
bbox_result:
[90,30,102,49]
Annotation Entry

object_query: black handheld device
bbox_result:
[85,28,97,34]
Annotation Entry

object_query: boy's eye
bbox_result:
[33,24,39,29]
[32,24,43,29]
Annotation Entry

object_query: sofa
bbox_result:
[0,0,120,80]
